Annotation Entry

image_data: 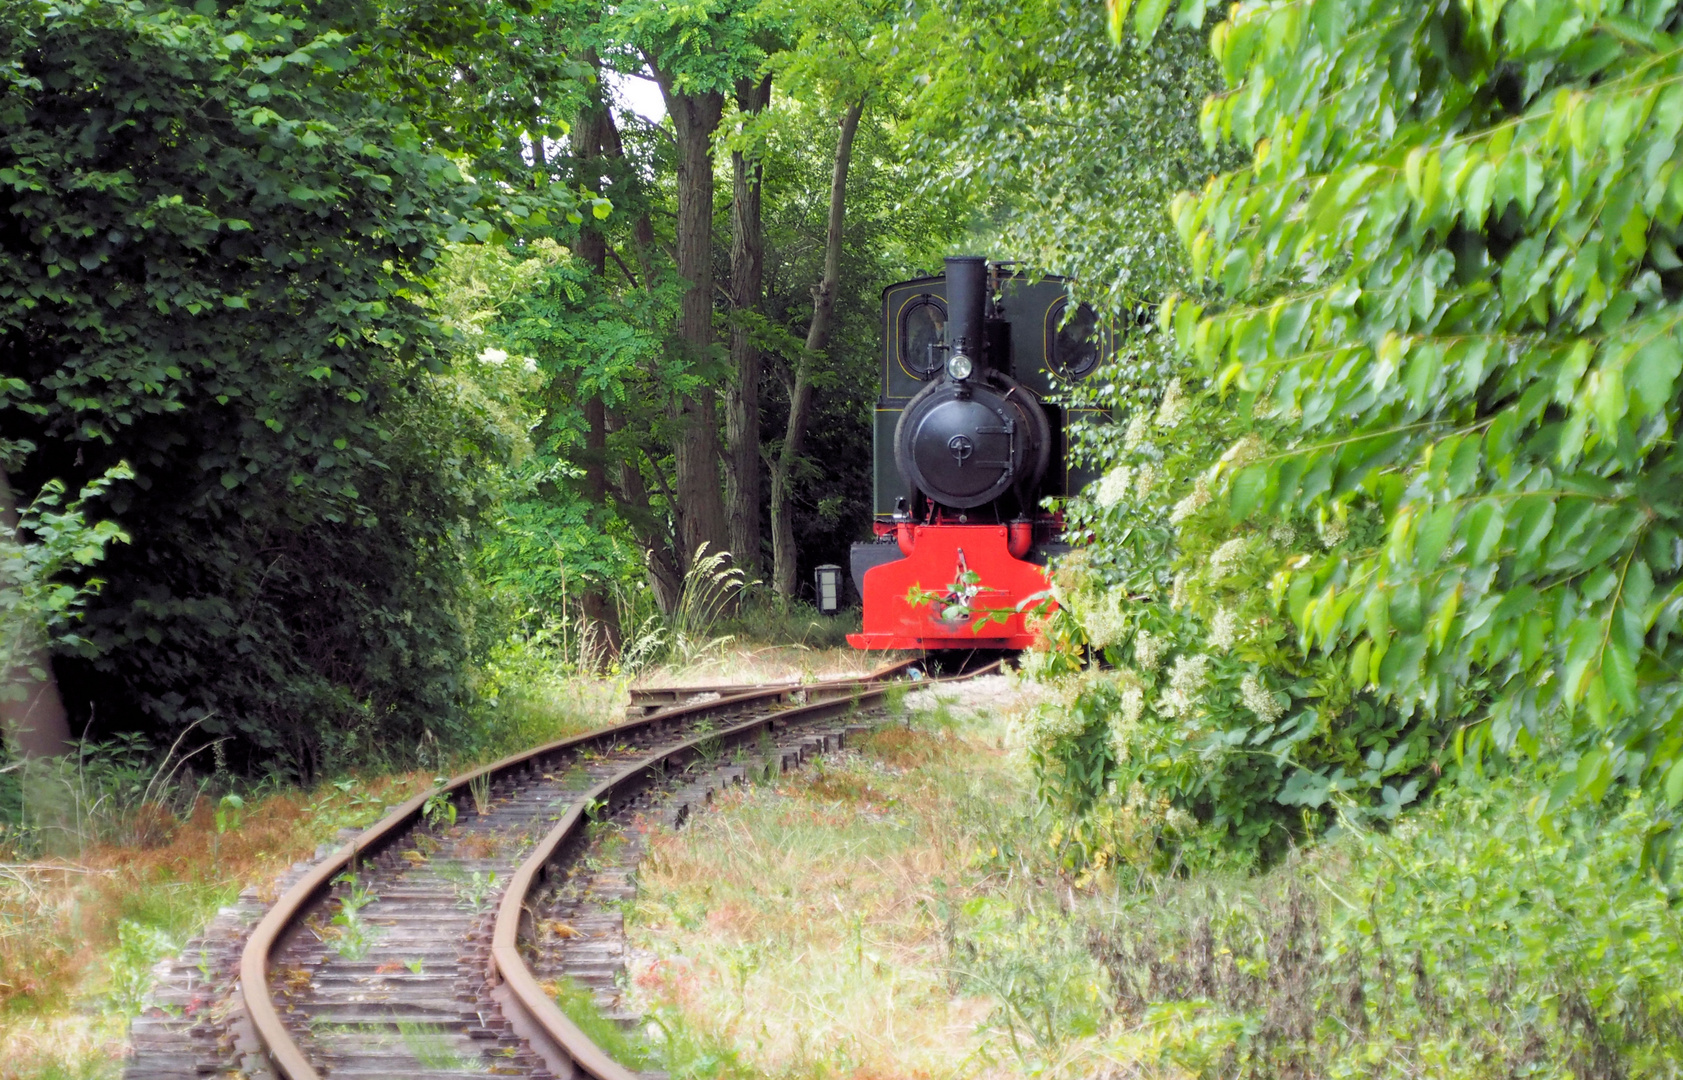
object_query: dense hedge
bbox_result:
[0,1,526,773]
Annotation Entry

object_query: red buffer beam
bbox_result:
[849,523,1053,651]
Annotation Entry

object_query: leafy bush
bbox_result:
[1150,0,1683,813]
[1030,364,1473,865]
[1092,773,1683,1078]
[0,0,555,774]
[1026,0,1683,869]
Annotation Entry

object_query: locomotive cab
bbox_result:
[847,256,1108,651]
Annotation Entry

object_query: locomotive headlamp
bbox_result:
[946,352,974,380]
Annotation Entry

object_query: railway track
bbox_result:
[126,656,991,1080]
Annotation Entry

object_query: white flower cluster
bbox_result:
[1119,681,1146,725]
[1163,806,1198,833]
[1320,515,1350,548]
[1241,671,1285,724]
[478,346,538,373]
[1220,433,1265,470]
[1134,462,1159,499]
[1017,647,1054,682]
[1027,701,1088,745]
[1095,466,1133,509]
[1123,412,1152,451]
[1162,654,1209,719]
[1209,537,1248,579]
[1108,679,1147,762]
[1270,523,1298,547]
[1208,606,1241,652]
[1133,629,1164,672]
[1078,587,1129,649]
[1169,475,1212,524]
[1155,378,1189,428]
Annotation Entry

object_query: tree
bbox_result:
[0,0,580,770]
[726,73,774,579]
[620,0,767,567]
[1145,0,1683,815]
[770,98,865,599]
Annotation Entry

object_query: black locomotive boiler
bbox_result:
[846,255,1107,650]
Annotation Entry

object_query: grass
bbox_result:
[626,676,1048,1078]
[622,672,1683,1080]
[0,668,622,1080]
[0,771,433,1080]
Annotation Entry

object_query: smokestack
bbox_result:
[944,255,986,364]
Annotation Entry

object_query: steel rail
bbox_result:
[491,659,999,1080]
[237,658,927,1079]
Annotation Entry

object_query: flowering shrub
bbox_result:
[1029,357,1481,866]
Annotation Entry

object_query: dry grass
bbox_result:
[0,770,431,1007]
[0,1014,128,1080]
[627,676,1059,1079]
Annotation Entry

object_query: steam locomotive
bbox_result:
[846,256,1107,651]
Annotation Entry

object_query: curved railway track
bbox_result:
[127,656,993,1080]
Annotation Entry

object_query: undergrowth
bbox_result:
[0,646,616,1080]
[547,975,750,1080]
[627,678,1683,1080]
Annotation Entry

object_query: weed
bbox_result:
[545,975,653,1070]
[452,870,499,912]
[324,873,380,961]
[104,919,177,1016]
[395,1020,474,1070]
[467,773,491,817]
[421,784,457,831]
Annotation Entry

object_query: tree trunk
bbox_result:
[606,410,684,614]
[770,98,864,601]
[568,59,623,660]
[726,74,771,581]
[598,105,657,283]
[648,65,729,571]
[0,466,71,757]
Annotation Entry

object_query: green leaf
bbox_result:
[1133,0,1173,41]
[1665,757,1683,806]
[1604,639,1638,713]
[1229,465,1267,519]
[1464,501,1505,564]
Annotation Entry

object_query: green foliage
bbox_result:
[903,0,1232,311]
[1093,774,1683,1077]
[0,0,575,771]
[477,243,669,611]
[104,919,176,1016]
[1,463,131,680]
[949,894,1108,1064]
[1147,0,1683,819]
[421,784,457,831]
[326,872,380,961]
[1035,372,1476,865]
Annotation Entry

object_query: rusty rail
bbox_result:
[237,655,983,1079]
